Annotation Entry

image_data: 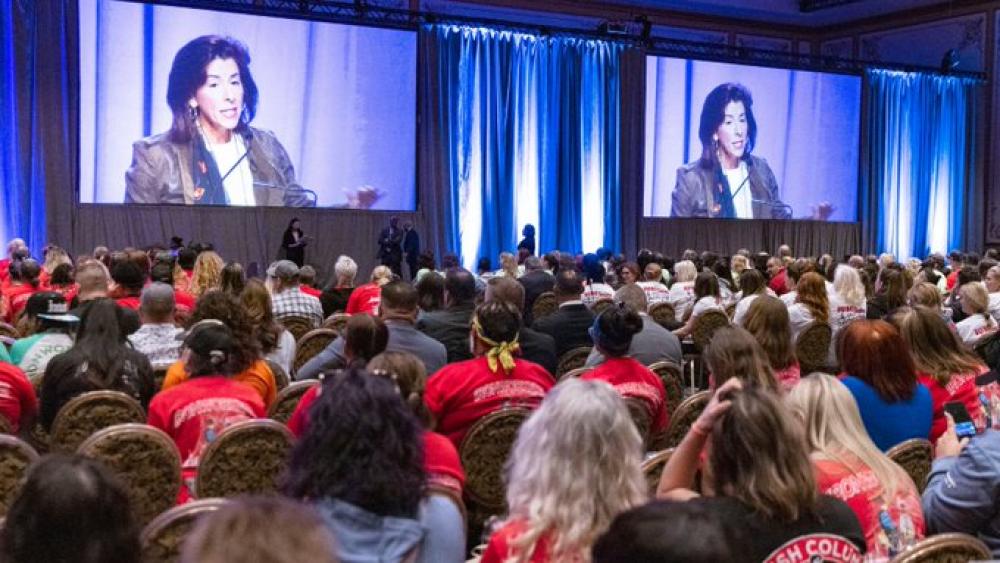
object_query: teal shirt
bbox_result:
[8,334,44,366]
[0,343,10,364]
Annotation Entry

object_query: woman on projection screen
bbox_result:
[670,82,833,220]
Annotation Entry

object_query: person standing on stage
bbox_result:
[281,218,307,267]
[402,221,420,281]
[377,216,404,277]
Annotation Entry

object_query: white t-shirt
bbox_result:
[827,293,866,364]
[690,296,724,319]
[780,291,798,307]
[581,283,616,307]
[723,161,753,219]
[787,303,815,341]
[733,293,761,327]
[989,292,1000,323]
[265,329,297,376]
[207,134,255,206]
[956,314,999,346]
[665,281,696,322]
[638,281,671,307]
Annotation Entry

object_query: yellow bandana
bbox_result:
[473,318,520,374]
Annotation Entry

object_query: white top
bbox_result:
[265,328,297,376]
[638,280,671,307]
[664,281,696,322]
[690,296,724,319]
[989,291,1000,323]
[780,291,798,307]
[723,161,753,219]
[733,293,761,327]
[206,134,255,206]
[827,293,866,365]
[956,314,999,346]
[787,302,815,341]
[581,282,616,307]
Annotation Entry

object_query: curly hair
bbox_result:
[191,251,225,298]
[239,279,282,354]
[282,367,425,517]
[190,290,259,374]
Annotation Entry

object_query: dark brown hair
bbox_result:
[742,296,796,371]
[838,320,917,402]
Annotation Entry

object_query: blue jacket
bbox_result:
[296,319,447,380]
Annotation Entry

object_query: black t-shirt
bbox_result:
[693,495,866,563]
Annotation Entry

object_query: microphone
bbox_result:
[750,198,793,219]
[243,128,318,208]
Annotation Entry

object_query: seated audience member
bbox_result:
[673,271,724,339]
[268,260,323,328]
[148,321,266,495]
[0,361,36,433]
[8,292,75,380]
[580,256,615,308]
[481,379,645,562]
[345,265,393,316]
[946,265,981,324]
[218,261,246,298]
[110,259,146,310]
[0,454,140,563]
[586,284,682,367]
[150,260,195,316]
[71,260,140,335]
[128,282,183,370]
[787,272,830,341]
[742,296,800,391]
[712,260,736,304]
[616,261,640,287]
[425,301,555,447]
[890,306,990,441]
[908,281,954,326]
[788,373,925,557]
[484,276,557,375]
[656,381,865,562]
[161,291,276,407]
[955,281,999,346]
[703,325,781,393]
[190,250,225,298]
[594,501,742,563]
[175,246,197,293]
[766,256,790,296]
[838,320,932,451]
[581,308,669,434]
[868,267,909,320]
[415,271,445,313]
[3,258,42,323]
[320,255,358,318]
[531,270,595,358]
[663,261,698,318]
[47,263,78,303]
[241,280,296,377]
[986,265,1000,321]
[298,281,445,380]
[0,238,27,285]
[180,496,338,563]
[732,268,768,326]
[284,367,465,563]
[518,256,554,326]
[828,264,867,361]
[777,259,809,306]
[496,252,518,278]
[414,251,437,283]
[297,265,322,298]
[40,299,155,431]
[417,268,479,363]
[923,413,1000,556]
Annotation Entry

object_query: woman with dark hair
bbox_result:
[2,258,42,323]
[47,262,78,303]
[517,224,536,256]
[742,296,799,392]
[582,307,669,434]
[673,271,723,338]
[0,454,140,563]
[732,268,768,326]
[703,325,780,393]
[838,320,932,450]
[219,261,246,297]
[124,35,312,207]
[241,279,295,375]
[415,271,445,313]
[657,382,865,561]
[616,262,640,286]
[284,367,465,563]
[148,321,265,497]
[281,218,307,267]
[867,267,910,320]
[40,299,155,431]
[581,254,615,308]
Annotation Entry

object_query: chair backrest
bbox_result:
[591,298,615,316]
[658,390,711,450]
[625,397,653,449]
[892,532,991,563]
[292,328,338,375]
[692,310,730,351]
[647,302,676,328]
[194,419,294,499]
[531,292,558,321]
[0,435,38,518]
[267,380,320,424]
[647,361,684,415]
[974,331,1000,371]
[0,415,12,435]
[886,438,933,494]
[50,390,146,453]
[322,313,351,334]
[140,498,231,563]
[560,366,592,380]
[795,321,833,374]
[555,346,592,379]
[640,448,674,496]
[459,408,532,513]
[264,359,290,391]
[278,315,314,341]
[78,423,182,526]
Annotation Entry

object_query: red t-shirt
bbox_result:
[814,457,925,558]
[481,519,582,563]
[0,363,38,433]
[173,289,196,312]
[4,284,38,323]
[580,356,669,433]
[115,296,142,311]
[918,369,985,443]
[288,385,467,494]
[425,357,554,448]
[769,268,789,296]
[300,285,322,298]
[345,283,381,315]
[775,362,803,393]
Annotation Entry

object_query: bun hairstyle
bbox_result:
[592,306,643,358]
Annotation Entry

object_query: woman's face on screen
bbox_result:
[714,100,748,166]
[193,58,244,142]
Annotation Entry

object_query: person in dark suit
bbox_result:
[281,218,307,267]
[518,256,554,326]
[416,268,477,364]
[532,269,595,359]
[377,216,404,276]
[485,276,558,376]
[402,221,420,281]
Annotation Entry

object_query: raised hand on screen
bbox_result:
[345,185,384,209]
[810,201,836,221]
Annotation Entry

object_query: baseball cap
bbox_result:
[266,260,300,280]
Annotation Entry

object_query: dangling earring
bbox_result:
[188,102,198,120]
[712,136,719,151]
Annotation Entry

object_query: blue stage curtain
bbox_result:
[864,69,979,258]
[422,25,622,268]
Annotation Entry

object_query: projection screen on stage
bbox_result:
[643,56,861,222]
[78,0,417,210]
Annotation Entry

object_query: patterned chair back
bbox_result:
[531,292,558,322]
[50,390,146,453]
[194,419,294,499]
[555,346,592,380]
[140,498,231,562]
[886,438,933,493]
[795,322,833,374]
[267,380,320,425]
[0,435,38,518]
[293,328,338,375]
[892,533,991,563]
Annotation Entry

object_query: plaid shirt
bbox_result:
[272,287,323,327]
